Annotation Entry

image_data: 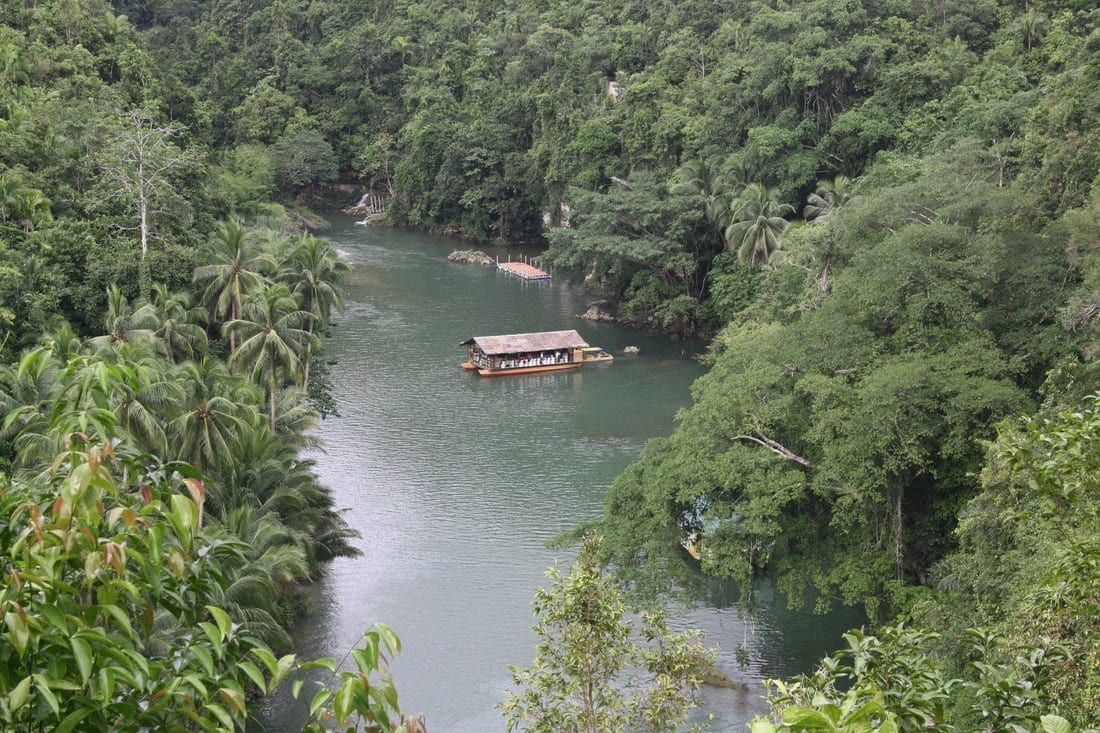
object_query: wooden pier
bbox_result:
[497,256,551,281]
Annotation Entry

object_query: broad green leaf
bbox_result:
[352,646,377,676]
[1041,716,1072,733]
[333,678,356,724]
[375,622,401,655]
[190,643,215,676]
[39,604,69,632]
[199,621,224,652]
[96,668,115,702]
[274,653,297,687]
[308,689,332,719]
[367,685,396,726]
[300,657,337,672]
[237,661,266,693]
[56,707,93,733]
[206,605,233,638]
[100,604,134,639]
[205,701,234,730]
[168,494,198,551]
[782,706,835,729]
[8,675,32,712]
[250,647,278,674]
[182,673,209,698]
[32,674,60,717]
[219,686,246,716]
[70,636,93,684]
[5,610,30,656]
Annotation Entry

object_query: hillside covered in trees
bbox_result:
[2,0,1100,729]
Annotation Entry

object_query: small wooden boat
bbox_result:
[461,330,591,376]
[581,346,614,363]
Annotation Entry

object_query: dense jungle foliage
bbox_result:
[0,1,422,729]
[2,0,1100,729]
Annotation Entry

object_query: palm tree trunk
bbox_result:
[228,297,238,353]
[302,321,314,392]
[269,373,277,432]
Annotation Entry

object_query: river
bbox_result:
[258,217,862,732]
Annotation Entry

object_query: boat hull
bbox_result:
[477,362,580,377]
[580,347,614,364]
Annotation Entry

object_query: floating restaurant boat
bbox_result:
[461,329,595,376]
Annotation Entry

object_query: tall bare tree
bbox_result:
[96,107,197,292]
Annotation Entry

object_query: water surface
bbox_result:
[260,218,860,732]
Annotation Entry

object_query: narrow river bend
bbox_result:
[259,217,861,732]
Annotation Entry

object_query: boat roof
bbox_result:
[461,329,589,355]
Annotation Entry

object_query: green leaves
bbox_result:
[503,533,713,733]
[290,626,408,731]
[7,675,32,713]
[4,606,30,657]
[0,443,336,732]
[1041,715,1073,733]
[544,172,714,336]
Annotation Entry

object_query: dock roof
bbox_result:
[462,329,589,355]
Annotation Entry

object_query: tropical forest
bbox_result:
[1,0,1099,731]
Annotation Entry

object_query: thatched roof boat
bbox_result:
[460,330,591,376]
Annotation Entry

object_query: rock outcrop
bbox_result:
[578,300,617,323]
[447,249,495,266]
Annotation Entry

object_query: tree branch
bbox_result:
[730,415,814,468]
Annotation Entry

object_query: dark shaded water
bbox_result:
[259,217,861,732]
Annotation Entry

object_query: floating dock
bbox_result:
[497,257,551,281]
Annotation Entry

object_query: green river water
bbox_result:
[259,216,862,732]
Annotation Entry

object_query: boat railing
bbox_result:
[487,351,572,370]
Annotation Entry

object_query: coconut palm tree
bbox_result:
[724,183,794,267]
[7,352,121,472]
[669,159,729,227]
[97,342,181,458]
[0,170,27,226]
[669,158,755,246]
[802,175,859,293]
[149,284,208,363]
[225,283,317,431]
[169,358,255,473]
[205,505,311,648]
[277,233,348,391]
[212,429,359,564]
[38,320,84,361]
[803,175,857,222]
[0,346,62,456]
[193,219,270,351]
[87,284,158,352]
[269,385,321,448]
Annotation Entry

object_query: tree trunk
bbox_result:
[893,486,904,580]
[269,373,277,432]
[138,175,150,298]
[302,321,314,392]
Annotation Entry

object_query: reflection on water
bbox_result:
[257,218,860,733]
